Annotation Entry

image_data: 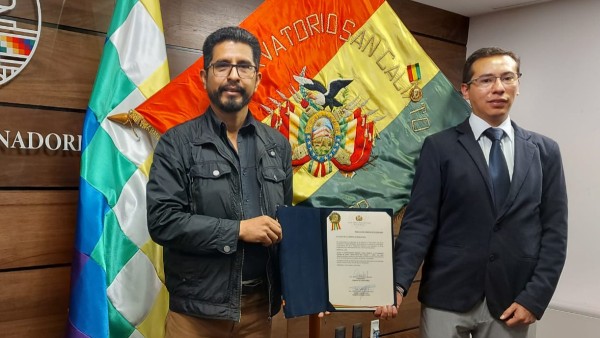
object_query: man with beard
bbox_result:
[147,26,293,337]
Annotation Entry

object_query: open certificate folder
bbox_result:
[276,206,395,318]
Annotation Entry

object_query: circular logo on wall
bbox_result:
[0,0,42,85]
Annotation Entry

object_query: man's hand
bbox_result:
[374,292,403,319]
[239,215,282,246]
[500,302,537,327]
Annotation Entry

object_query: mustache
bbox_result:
[218,82,246,95]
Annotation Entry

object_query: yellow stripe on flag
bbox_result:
[139,60,170,99]
[136,286,169,338]
[140,0,166,31]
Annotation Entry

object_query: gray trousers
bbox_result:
[421,299,534,338]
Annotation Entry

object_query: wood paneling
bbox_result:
[0,106,83,187]
[415,35,466,89]
[0,191,77,269]
[0,267,70,338]
[167,47,202,80]
[390,0,469,45]
[161,0,263,50]
[5,0,113,33]
[0,25,103,110]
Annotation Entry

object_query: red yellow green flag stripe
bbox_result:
[407,63,421,82]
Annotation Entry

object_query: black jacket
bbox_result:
[147,108,293,321]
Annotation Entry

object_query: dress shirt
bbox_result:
[469,114,515,180]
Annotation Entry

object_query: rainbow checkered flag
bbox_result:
[133,0,471,212]
[67,0,170,337]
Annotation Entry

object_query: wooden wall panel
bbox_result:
[414,35,466,89]
[0,191,77,269]
[0,26,103,110]
[389,0,469,45]
[5,0,113,32]
[0,107,83,187]
[0,267,70,338]
[166,47,202,80]
[161,0,263,50]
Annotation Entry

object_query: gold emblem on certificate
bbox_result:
[329,212,342,231]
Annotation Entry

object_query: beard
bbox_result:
[207,82,252,113]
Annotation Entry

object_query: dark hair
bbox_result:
[202,26,261,70]
[462,47,521,84]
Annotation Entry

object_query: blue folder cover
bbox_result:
[277,206,328,318]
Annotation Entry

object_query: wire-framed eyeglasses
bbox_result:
[467,72,522,88]
[208,62,257,79]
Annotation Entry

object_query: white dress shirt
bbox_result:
[468,113,515,180]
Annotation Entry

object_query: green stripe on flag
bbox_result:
[81,129,138,206]
[91,211,139,284]
[107,0,140,37]
[108,299,135,338]
[88,42,137,121]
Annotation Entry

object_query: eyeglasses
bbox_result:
[467,72,522,88]
[208,62,257,79]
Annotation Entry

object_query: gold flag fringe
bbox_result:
[107,110,162,140]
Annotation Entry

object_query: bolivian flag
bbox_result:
[133,0,470,213]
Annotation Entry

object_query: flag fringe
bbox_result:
[107,110,162,140]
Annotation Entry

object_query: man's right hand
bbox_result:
[374,292,403,320]
[239,215,283,246]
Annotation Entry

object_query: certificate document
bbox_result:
[326,210,394,310]
[277,206,395,318]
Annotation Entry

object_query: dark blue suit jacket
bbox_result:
[394,118,568,319]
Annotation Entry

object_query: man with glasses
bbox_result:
[376,47,567,338]
[147,26,292,337]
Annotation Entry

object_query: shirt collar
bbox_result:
[469,113,514,142]
[206,108,257,137]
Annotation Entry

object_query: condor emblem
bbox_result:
[265,67,380,178]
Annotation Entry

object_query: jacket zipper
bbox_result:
[211,140,246,322]
[257,143,273,319]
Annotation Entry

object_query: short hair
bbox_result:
[462,47,521,84]
[202,26,261,70]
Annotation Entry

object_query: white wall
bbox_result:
[467,0,600,335]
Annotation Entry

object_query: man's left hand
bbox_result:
[500,302,537,327]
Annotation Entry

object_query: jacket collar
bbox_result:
[194,107,266,145]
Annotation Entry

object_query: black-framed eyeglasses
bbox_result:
[208,62,257,79]
[467,72,522,88]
